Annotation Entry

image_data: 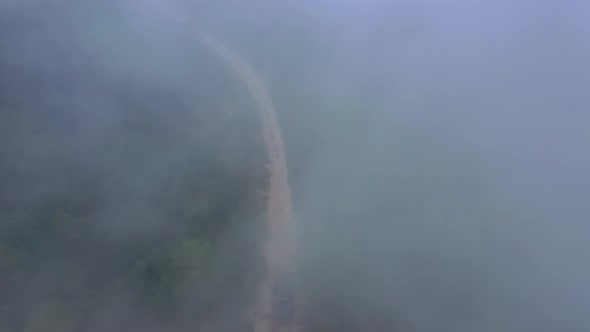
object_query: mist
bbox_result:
[1,1,589,331]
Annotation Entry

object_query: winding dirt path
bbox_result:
[200,33,298,332]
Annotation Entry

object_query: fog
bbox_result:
[1,1,589,331]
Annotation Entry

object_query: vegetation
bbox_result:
[0,3,269,331]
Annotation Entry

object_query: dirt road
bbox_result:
[201,33,298,332]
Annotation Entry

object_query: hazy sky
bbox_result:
[2,1,589,331]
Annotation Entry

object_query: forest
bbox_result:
[0,2,270,331]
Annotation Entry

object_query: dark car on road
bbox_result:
[272,280,294,323]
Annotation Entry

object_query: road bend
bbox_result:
[201,33,299,332]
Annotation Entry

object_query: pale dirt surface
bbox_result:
[201,33,299,332]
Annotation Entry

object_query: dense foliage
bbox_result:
[0,3,269,331]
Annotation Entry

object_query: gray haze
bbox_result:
[1,0,590,331]
[291,2,590,331]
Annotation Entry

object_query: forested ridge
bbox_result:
[0,3,269,331]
